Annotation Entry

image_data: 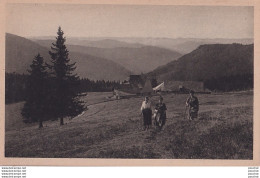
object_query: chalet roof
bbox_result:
[142,80,153,93]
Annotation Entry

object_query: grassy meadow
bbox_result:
[5,91,253,159]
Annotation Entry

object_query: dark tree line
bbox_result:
[6,73,122,104]
[78,78,121,92]
[6,73,27,104]
[204,73,253,92]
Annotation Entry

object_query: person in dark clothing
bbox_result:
[154,96,167,129]
[186,90,199,120]
[140,96,152,130]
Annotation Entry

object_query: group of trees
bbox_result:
[6,74,122,104]
[6,73,27,104]
[78,79,121,92]
[21,27,85,128]
[203,74,253,92]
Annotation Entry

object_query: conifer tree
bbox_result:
[48,27,85,125]
[22,53,49,128]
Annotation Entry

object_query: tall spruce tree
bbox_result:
[48,27,85,125]
[22,53,49,128]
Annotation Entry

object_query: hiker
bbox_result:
[154,96,167,129]
[186,90,199,120]
[140,96,152,130]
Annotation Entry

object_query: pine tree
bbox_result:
[21,53,49,128]
[48,27,85,125]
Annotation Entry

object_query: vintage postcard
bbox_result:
[0,0,259,166]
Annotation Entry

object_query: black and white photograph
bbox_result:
[4,3,254,160]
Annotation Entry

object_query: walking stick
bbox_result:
[183,106,187,120]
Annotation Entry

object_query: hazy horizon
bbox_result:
[6,4,253,39]
[6,32,253,41]
[25,35,254,40]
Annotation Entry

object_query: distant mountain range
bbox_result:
[7,33,254,83]
[114,37,253,54]
[6,33,131,81]
[148,43,253,82]
[30,36,253,54]
[33,39,182,74]
[33,38,145,49]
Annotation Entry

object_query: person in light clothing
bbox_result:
[140,96,152,130]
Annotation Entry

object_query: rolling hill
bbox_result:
[116,37,253,54]
[148,43,253,82]
[166,38,254,54]
[6,33,51,74]
[33,39,182,74]
[69,52,131,81]
[6,33,131,81]
[65,45,182,74]
[32,37,253,54]
[67,38,145,49]
[32,38,145,49]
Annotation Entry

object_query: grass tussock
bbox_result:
[163,106,253,159]
[96,145,160,159]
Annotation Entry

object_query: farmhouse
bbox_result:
[164,81,205,92]
[120,75,143,94]
[122,75,207,93]
[121,75,155,94]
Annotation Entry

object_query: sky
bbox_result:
[6,4,254,39]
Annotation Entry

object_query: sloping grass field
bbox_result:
[5,91,253,159]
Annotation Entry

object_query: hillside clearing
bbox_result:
[5,91,253,159]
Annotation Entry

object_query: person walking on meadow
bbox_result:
[140,96,152,130]
[186,90,199,120]
[154,96,167,130]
